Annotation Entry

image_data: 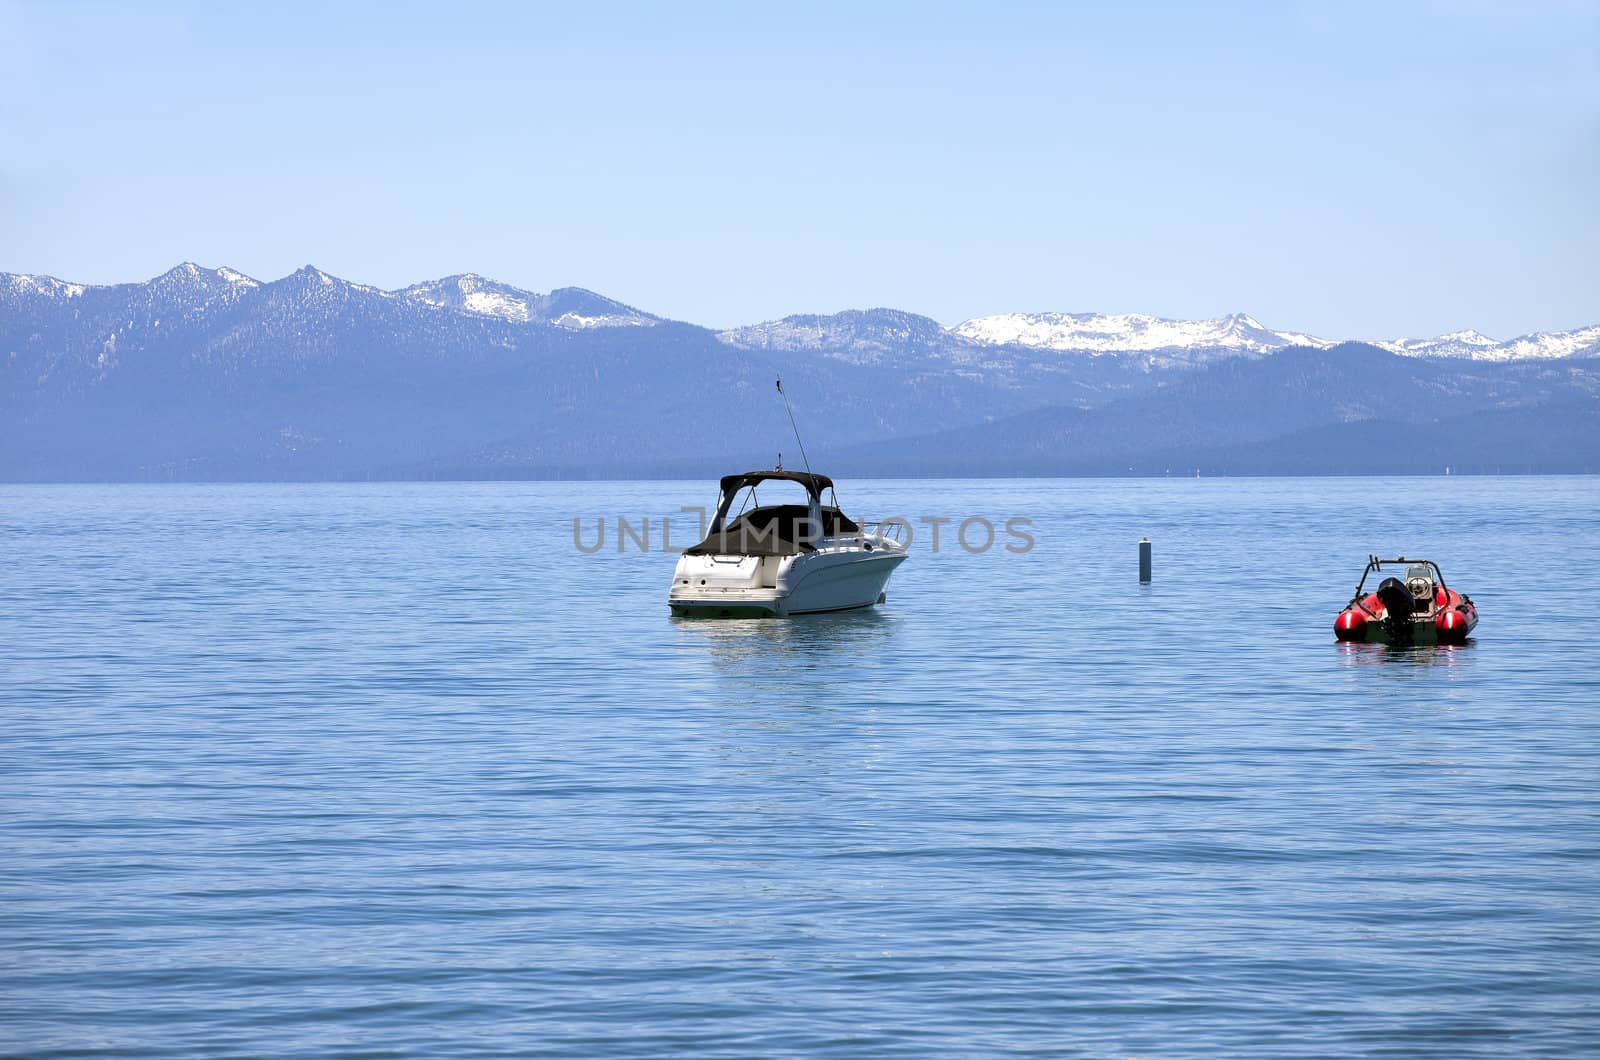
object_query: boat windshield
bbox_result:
[723,479,814,524]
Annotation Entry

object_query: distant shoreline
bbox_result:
[5,470,1595,486]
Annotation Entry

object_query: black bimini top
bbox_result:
[717,470,834,498]
[681,469,855,556]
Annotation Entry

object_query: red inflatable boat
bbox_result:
[1334,556,1478,645]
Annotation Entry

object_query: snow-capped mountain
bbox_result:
[3,262,1598,480]
[398,274,658,329]
[0,263,679,392]
[5,263,1592,363]
[1497,325,1600,361]
[718,309,967,365]
[1373,329,1501,359]
[3,272,88,301]
[721,307,1344,370]
[952,311,1334,357]
[1374,325,1600,361]
[0,264,659,332]
[721,304,1600,370]
[3,262,261,315]
[145,260,262,297]
[949,309,1600,363]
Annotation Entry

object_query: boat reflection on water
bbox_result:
[669,610,901,785]
[1334,640,1476,672]
[671,607,896,674]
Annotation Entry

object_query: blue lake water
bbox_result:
[3,477,1598,1057]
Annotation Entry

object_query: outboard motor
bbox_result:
[1376,576,1415,644]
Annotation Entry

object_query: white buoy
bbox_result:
[1139,537,1151,582]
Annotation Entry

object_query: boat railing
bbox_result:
[800,521,908,554]
[862,520,908,544]
[1350,555,1448,601]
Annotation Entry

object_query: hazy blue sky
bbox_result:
[2,1,1595,337]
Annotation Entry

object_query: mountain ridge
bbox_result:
[5,263,1596,363]
[4,263,1596,480]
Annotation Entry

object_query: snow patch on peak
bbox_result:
[400,274,537,322]
[552,311,654,329]
[3,272,86,299]
[957,309,1598,363]
[291,265,355,287]
[951,311,1335,356]
[464,289,532,322]
[154,262,226,286]
[542,288,658,329]
[397,276,658,328]
[1373,324,1600,360]
[1498,324,1600,361]
[1438,329,1498,345]
[1374,329,1504,356]
[719,308,956,364]
[282,266,386,296]
[217,266,260,288]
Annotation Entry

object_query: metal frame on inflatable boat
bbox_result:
[1345,555,1452,609]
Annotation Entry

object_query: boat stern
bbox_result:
[667,552,787,618]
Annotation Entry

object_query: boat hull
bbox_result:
[669,548,906,618]
[1333,615,1478,645]
[1334,589,1478,645]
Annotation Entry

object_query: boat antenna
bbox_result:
[775,377,813,479]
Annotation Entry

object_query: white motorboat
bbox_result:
[668,469,908,618]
